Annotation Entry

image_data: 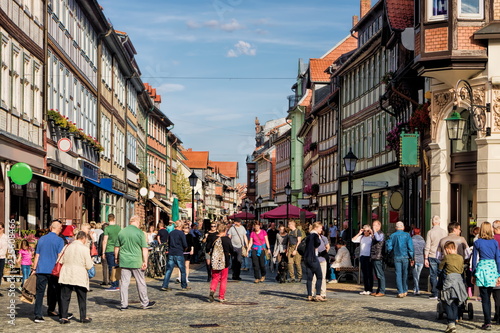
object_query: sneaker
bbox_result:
[208,291,215,303]
[175,278,180,284]
[219,298,226,303]
[481,323,492,330]
[429,296,438,300]
[105,287,119,291]
[359,291,371,295]
[120,306,128,311]
[181,287,192,291]
[34,317,45,323]
[67,313,74,320]
[143,301,156,309]
[445,324,456,333]
[160,287,172,291]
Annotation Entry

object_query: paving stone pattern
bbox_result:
[0,263,488,332]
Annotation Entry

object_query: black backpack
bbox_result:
[297,238,307,256]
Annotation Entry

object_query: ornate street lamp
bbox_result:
[445,110,466,141]
[452,79,491,136]
[343,148,358,252]
[256,195,263,221]
[244,199,250,223]
[188,171,198,226]
[284,182,292,226]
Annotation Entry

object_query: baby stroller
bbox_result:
[275,254,288,284]
[436,266,473,321]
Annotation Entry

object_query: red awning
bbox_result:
[227,211,256,220]
[260,204,316,219]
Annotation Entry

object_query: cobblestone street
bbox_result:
[0,263,490,332]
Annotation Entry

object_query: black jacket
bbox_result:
[303,232,321,262]
[209,236,234,268]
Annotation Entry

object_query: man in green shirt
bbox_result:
[114,215,155,310]
[101,214,121,290]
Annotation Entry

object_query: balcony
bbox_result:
[287,95,300,110]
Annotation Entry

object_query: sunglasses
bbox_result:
[211,225,216,227]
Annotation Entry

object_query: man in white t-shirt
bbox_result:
[227,218,248,281]
[329,222,338,245]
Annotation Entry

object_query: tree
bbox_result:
[175,169,192,208]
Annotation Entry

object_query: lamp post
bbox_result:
[244,199,250,223]
[452,79,491,136]
[284,182,292,226]
[188,171,198,226]
[256,195,262,221]
[343,148,358,254]
[194,191,200,222]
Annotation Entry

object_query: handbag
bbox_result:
[90,242,98,256]
[88,266,96,278]
[233,225,248,257]
[51,245,68,277]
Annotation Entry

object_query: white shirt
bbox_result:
[0,233,8,259]
[353,235,372,257]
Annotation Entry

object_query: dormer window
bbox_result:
[429,0,448,21]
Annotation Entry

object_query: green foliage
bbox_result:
[175,169,192,208]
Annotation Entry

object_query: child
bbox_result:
[17,240,33,288]
[439,241,468,333]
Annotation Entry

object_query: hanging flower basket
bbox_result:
[386,122,407,152]
[409,102,431,132]
[47,109,104,152]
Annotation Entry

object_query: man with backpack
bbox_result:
[208,224,234,303]
[161,221,191,291]
[287,221,303,283]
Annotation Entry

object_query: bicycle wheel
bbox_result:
[147,254,156,278]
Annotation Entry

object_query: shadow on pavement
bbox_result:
[364,306,444,331]
[259,290,304,300]
[88,296,121,309]
[174,291,210,302]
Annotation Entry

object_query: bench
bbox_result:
[335,266,360,284]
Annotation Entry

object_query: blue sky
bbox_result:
[99,0,364,181]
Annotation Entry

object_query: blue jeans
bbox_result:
[372,259,386,294]
[445,299,459,324]
[394,257,409,295]
[429,257,441,297]
[329,267,336,280]
[105,252,119,288]
[34,274,61,318]
[162,255,187,289]
[412,263,424,293]
[304,258,322,297]
[21,265,31,285]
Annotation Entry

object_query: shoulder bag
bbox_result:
[233,226,248,257]
[51,245,68,277]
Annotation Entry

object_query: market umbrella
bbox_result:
[260,204,316,219]
[227,211,256,220]
[172,197,179,221]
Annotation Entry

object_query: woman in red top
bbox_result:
[246,222,271,283]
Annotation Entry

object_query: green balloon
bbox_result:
[8,162,33,185]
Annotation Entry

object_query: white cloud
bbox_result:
[186,20,200,29]
[157,83,186,93]
[220,19,245,32]
[204,20,220,28]
[226,40,256,57]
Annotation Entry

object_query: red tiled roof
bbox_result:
[215,186,223,196]
[209,161,238,178]
[310,59,332,82]
[182,149,209,169]
[144,83,162,103]
[386,0,414,30]
[299,89,312,107]
[320,35,358,63]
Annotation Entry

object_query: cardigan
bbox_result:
[59,240,94,290]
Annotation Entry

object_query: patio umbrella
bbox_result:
[260,204,316,219]
[171,197,179,221]
[227,211,256,220]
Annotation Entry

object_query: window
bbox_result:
[458,0,483,18]
[429,0,448,21]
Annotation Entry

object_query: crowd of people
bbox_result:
[4,213,500,332]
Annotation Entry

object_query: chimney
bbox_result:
[352,15,359,27]
[360,0,371,18]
